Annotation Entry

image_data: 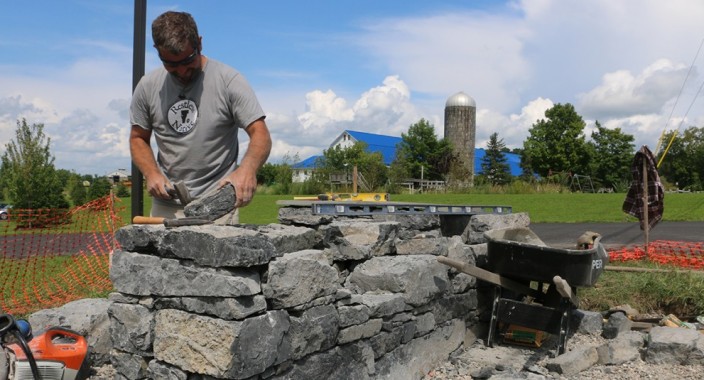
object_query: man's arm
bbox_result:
[130,125,172,199]
[221,118,272,207]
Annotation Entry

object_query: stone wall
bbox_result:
[109,204,529,379]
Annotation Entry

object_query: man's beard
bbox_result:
[171,67,203,85]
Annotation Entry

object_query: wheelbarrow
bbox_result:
[438,227,608,356]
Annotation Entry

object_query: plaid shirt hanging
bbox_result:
[622,145,664,230]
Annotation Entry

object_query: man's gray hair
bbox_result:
[152,11,200,54]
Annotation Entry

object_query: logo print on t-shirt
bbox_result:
[168,99,199,134]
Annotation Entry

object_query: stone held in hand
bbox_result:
[184,183,237,221]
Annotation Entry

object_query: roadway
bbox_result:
[530,221,704,249]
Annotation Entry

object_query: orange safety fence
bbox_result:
[608,240,704,270]
[0,195,125,316]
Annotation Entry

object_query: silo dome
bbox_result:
[445,92,476,108]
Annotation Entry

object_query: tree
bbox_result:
[522,103,592,178]
[391,119,453,182]
[88,176,112,201]
[318,142,388,191]
[257,162,279,186]
[0,119,68,209]
[480,132,512,185]
[658,126,704,190]
[68,176,89,206]
[587,121,635,191]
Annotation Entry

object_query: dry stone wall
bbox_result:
[109,204,529,379]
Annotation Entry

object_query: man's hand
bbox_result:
[219,118,271,208]
[130,125,173,200]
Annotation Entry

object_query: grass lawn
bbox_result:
[237,192,704,225]
[112,192,704,226]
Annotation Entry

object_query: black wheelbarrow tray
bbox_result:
[437,227,609,356]
[484,227,609,287]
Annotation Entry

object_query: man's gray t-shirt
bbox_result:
[130,58,265,205]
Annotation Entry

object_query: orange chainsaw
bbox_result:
[1,313,91,380]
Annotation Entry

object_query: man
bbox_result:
[130,11,271,222]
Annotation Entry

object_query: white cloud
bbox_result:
[356,11,531,113]
[273,75,425,162]
[476,97,553,149]
[577,59,691,119]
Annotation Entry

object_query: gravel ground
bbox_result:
[86,333,704,379]
[423,332,704,380]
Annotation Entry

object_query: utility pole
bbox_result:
[131,0,147,219]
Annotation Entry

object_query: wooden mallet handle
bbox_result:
[132,216,165,225]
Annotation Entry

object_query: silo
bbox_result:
[444,91,476,186]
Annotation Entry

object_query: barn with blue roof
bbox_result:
[291,130,522,182]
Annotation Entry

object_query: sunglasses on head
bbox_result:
[159,48,199,68]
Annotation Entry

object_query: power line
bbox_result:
[655,37,704,156]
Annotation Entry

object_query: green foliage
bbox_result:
[0,119,68,209]
[480,132,512,186]
[318,142,388,191]
[658,126,704,191]
[587,121,635,190]
[115,183,131,198]
[522,103,592,178]
[88,177,112,200]
[391,119,453,182]
[68,178,89,206]
[256,154,298,194]
[581,264,704,316]
[257,162,279,186]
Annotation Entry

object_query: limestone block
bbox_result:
[571,309,604,335]
[429,292,479,325]
[289,304,340,360]
[646,326,704,365]
[263,249,340,308]
[602,312,633,339]
[108,303,154,355]
[153,295,267,320]
[147,360,188,380]
[358,293,409,318]
[159,225,279,267]
[338,318,383,345]
[114,224,166,252]
[338,304,371,327]
[278,206,334,226]
[414,312,436,337]
[346,255,449,306]
[597,331,645,365]
[545,346,599,375]
[374,319,465,379]
[257,223,318,253]
[465,212,531,244]
[154,309,290,379]
[395,236,450,256]
[111,250,260,297]
[321,221,398,260]
[370,214,440,236]
[110,350,150,380]
[369,329,405,359]
[273,340,375,379]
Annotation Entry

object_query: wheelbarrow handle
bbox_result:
[437,256,542,299]
[553,275,580,307]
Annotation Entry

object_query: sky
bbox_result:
[2,0,704,176]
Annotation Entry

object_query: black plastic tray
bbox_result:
[485,227,608,287]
